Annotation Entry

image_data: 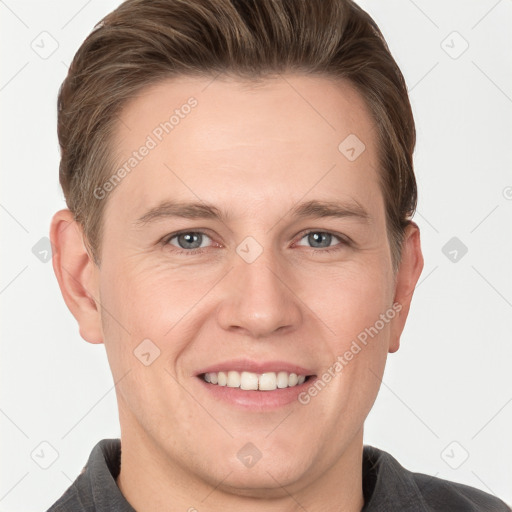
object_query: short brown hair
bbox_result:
[57,0,417,270]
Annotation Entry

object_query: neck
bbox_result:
[116,412,365,512]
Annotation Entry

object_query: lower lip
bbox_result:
[196,376,317,411]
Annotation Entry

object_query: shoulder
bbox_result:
[46,439,129,512]
[363,445,511,512]
[45,471,92,512]
[410,470,511,511]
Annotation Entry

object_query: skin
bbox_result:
[50,74,423,512]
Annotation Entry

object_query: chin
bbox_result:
[213,462,311,498]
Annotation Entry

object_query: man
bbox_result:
[47,0,511,510]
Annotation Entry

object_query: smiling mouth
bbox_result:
[199,370,314,391]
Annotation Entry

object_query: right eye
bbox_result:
[162,231,216,255]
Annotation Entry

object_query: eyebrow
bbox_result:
[133,199,370,227]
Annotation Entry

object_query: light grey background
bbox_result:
[1,0,511,510]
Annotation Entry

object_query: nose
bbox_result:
[216,245,303,339]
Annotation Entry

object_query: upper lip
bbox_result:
[196,359,315,376]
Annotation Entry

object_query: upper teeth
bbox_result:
[203,371,307,390]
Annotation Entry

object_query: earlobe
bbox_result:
[49,209,104,344]
[388,222,424,353]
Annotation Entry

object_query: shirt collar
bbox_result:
[361,444,431,511]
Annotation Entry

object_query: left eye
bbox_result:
[296,231,343,249]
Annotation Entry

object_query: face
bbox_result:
[58,74,422,496]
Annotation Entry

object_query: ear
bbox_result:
[388,221,424,353]
[49,209,104,344]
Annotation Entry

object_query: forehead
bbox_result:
[106,74,382,223]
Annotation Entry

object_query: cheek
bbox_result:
[307,261,394,343]
[97,263,200,434]
[301,259,394,413]
[101,256,197,331]
[98,258,216,385]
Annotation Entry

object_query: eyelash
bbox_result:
[161,229,351,256]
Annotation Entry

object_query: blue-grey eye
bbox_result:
[297,231,340,249]
[169,232,211,250]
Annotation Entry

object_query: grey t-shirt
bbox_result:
[46,439,511,511]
